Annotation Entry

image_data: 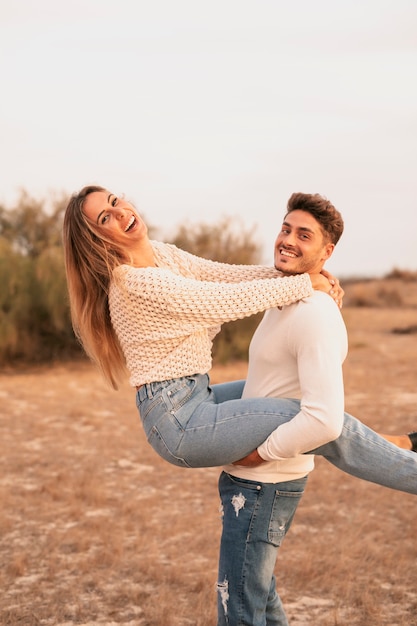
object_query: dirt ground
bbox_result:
[0,305,416,625]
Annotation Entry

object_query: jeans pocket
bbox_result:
[268,487,305,547]
[162,376,198,413]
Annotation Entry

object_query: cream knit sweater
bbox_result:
[108,241,313,387]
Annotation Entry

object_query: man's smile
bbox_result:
[279,248,298,259]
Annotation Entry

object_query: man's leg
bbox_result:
[216,471,307,626]
[311,413,417,493]
[265,575,287,626]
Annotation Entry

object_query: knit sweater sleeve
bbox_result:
[153,241,281,282]
[116,265,313,326]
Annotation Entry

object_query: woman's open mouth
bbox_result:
[125,215,136,232]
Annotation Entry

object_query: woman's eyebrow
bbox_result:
[95,194,114,223]
[96,211,104,224]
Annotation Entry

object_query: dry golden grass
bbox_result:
[1,303,416,625]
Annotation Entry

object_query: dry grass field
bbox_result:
[1,287,417,625]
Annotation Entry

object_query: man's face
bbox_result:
[274,209,334,275]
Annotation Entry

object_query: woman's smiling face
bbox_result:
[82,190,148,247]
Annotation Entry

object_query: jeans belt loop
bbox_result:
[146,382,154,399]
[137,384,150,402]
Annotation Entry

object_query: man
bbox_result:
[216,193,416,626]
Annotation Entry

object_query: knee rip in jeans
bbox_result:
[217,577,229,617]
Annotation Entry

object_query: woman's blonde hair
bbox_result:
[63,185,128,389]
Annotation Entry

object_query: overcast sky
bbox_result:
[1,0,416,277]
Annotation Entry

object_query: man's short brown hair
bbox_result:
[286,193,344,245]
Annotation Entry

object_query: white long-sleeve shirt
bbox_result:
[223,291,348,482]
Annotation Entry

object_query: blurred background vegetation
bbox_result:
[1,191,415,368]
[0,191,264,367]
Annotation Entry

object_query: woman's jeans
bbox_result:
[217,472,307,626]
[136,374,417,494]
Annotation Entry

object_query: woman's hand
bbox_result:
[309,270,344,309]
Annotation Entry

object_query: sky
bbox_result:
[1,0,416,277]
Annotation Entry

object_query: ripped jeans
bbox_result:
[136,374,417,494]
[217,471,307,626]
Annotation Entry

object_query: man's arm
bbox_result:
[256,295,347,461]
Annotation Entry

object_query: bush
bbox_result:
[0,192,80,364]
[385,268,417,282]
[344,281,405,308]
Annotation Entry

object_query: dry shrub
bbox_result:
[343,275,417,308]
[385,268,417,281]
[345,282,403,307]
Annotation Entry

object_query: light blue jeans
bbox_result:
[217,471,307,626]
[136,374,417,494]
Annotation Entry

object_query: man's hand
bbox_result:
[233,449,266,467]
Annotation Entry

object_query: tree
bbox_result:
[0,190,65,258]
[170,216,261,265]
[0,191,78,363]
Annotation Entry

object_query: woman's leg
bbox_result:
[211,380,246,403]
[211,381,417,494]
[137,375,417,494]
[137,374,301,466]
[311,414,417,494]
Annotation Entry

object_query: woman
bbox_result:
[63,186,417,484]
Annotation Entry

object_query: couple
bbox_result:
[63,187,416,625]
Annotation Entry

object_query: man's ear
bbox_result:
[323,243,335,262]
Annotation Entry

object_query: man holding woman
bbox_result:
[63,186,416,625]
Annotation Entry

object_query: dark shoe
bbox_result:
[408,432,417,452]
